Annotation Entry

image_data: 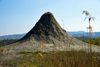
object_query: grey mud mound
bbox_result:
[22,12,69,44]
[20,12,82,46]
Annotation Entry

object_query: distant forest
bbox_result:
[0,39,17,46]
[76,37,100,46]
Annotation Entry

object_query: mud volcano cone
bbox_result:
[22,12,70,44]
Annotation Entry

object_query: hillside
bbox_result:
[68,31,100,38]
[0,34,25,40]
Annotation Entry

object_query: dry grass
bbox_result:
[0,51,100,67]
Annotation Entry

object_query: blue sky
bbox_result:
[0,0,100,36]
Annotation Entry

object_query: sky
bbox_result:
[0,0,100,36]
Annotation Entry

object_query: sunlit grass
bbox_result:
[1,51,100,67]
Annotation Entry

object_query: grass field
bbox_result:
[0,51,100,67]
